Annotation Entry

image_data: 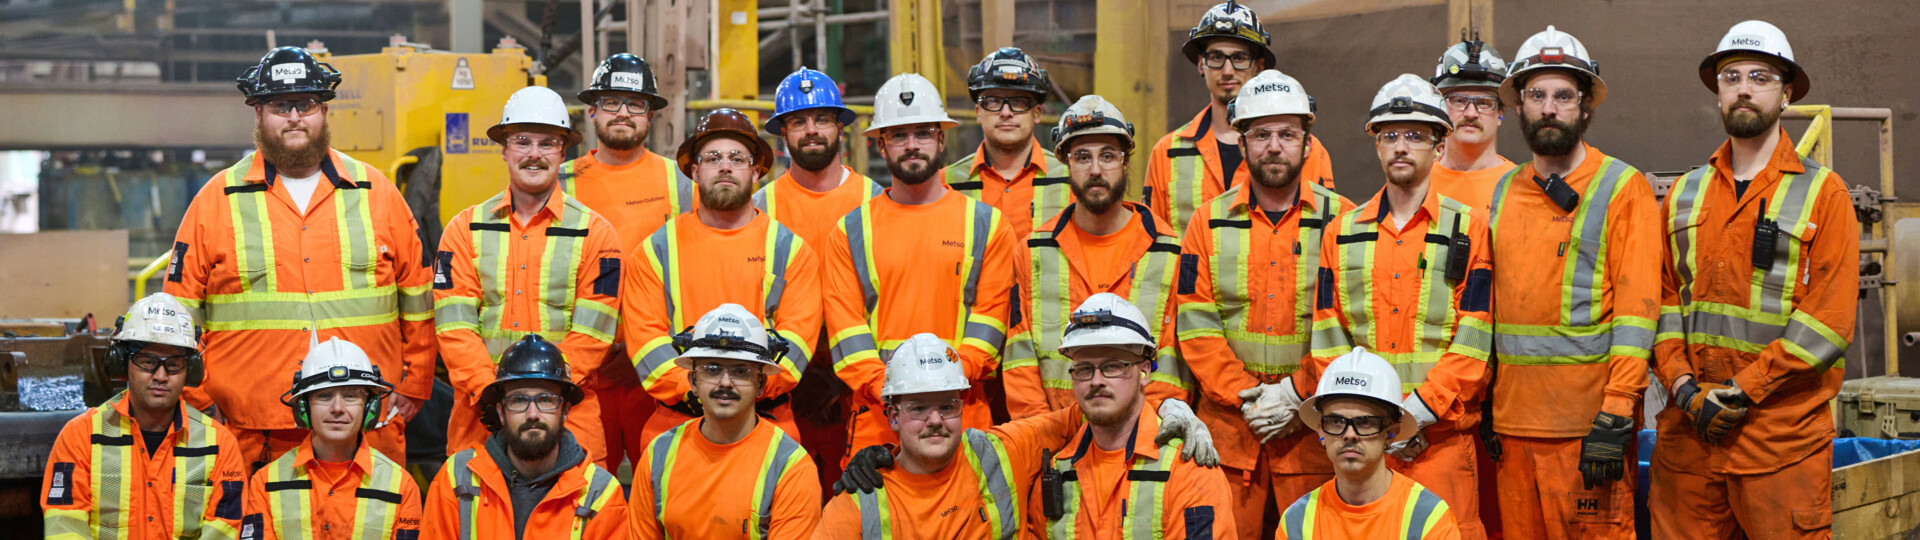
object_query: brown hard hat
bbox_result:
[676,108,775,178]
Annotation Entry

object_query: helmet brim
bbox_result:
[1180,36,1279,71]
[577,88,670,111]
[1499,66,1609,109]
[673,349,784,374]
[486,122,584,148]
[764,106,860,136]
[674,130,775,178]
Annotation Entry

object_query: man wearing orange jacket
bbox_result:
[1004,95,1187,419]
[167,46,434,466]
[1174,68,1353,540]
[42,294,249,540]
[1650,21,1856,539]
[1484,27,1660,540]
[621,108,821,446]
[1297,75,1495,539]
[434,86,622,464]
[821,73,1017,462]
[1147,1,1334,238]
[424,336,627,540]
[562,53,696,470]
[942,47,1070,240]
[1428,33,1516,214]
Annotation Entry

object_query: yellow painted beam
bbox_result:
[1095,0,1168,186]
[889,0,946,97]
[713,0,758,101]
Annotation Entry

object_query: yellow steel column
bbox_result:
[1094,0,1167,186]
[889,0,946,94]
[713,0,759,101]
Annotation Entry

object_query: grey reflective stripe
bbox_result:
[574,467,615,534]
[451,449,477,540]
[1034,152,1073,228]
[854,488,889,539]
[647,223,678,325]
[355,453,407,540]
[266,452,306,540]
[843,209,880,316]
[217,150,378,298]
[647,426,682,522]
[559,161,576,197]
[751,185,770,214]
[174,407,215,539]
[468,192,592,350]
[1282,490,1314,540]
[92,395,133,540]
[961,201,994,308]
[633,344,680,382]
[1565,157,1635,327]
[672,161,695,217]
[832,332,879,366]
[765,225,797,320]
[1030,209,1183,391]
[1666,166,1714,305]
[868,180,885,198]
[1755,166,1825,315]
[964,430,1018,539]
[1494,324,1653,361]
[754,435,804,538]
[1165,129,1208,235]
[1404,486,1445,540]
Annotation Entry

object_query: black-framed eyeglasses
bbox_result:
[1067,359,1143,381]
[503,393,565,413]
[978,95,1037,113]
[1444,95,1499,113]
[693,363,759,383]
[1201,51,1254,71]
[1717,69,1784,91]
[1320,414,1390,437]
[891,397,963,421]
[263,98,322,117]
[597,97,652,115]
[128,352,192,375]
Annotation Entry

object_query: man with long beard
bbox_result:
[435,86,623,465]
[167,46,433,468]
[620,108,822,449]
[1428,32,1516,214]
[1483,26,1660,540]
[821,73,1017,464]
[942,47,1070,240]
[1003,95,1188,419]
[424,335,628,539]
[1175,68,1353,540]
[1650,21,1856,539]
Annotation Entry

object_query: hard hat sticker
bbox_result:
[612,72,646,90]
[1330,372,1373,389]
[270,63,307,83]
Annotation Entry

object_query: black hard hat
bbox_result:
[477,334,585,431]
[578,53,668,110]
[1181,1,1277,69]
[966,47,1051,102]
[235,46,343,105]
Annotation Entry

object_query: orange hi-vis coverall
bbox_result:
[1027,406,1237,539]
[1174,180,1354,539]
[1279,471,1463,540]
[1300,185,1496,539]
[166,149,434,465]
[941,138,1072,240]
[42,392,249,540]
[1144,104,1337,237]
[821,189,1018,460]
[1004,202,1189,419]
[620,211,821,445]
[810,405,1084,539]
[1485,143,1659,540]
[433,190,623,464]
[1649,131,1856,539]
[753,165,884,248]
[628,418,822,539]
[424,441,627,540]
[1429,157,1517,216]
[241,438,421,540]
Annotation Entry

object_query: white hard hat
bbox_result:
[864,73,958,135]
[672,304,784,374]
[1051,95,1135,156]
[115,293,198,350]
[1058,293,1157,358]
[1228,70,1313,131]
[1299,347,1420,443]
[1366,74,1453,137]
[488,85,583,147]
[880,333,971,398]
[1699,20,1808,102]
[1501,25,1607,107]
[288,334,391,399]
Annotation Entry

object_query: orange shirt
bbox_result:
[166,149,434,430]
[1429,157,1517,215]
[821,188,1018,455]
[628,419,822,540]
[422,441,629,540]
[1175,184,1355,473]
[242,440,423,540]
[1027,407,1237,539]
[619,211,821,442]
[1144,104,1338,237]
[561,148,696,252]
[1653,129,1858,474]
[753,165,881,248]
[1488,144,1659,438]
[945,138,1066,239]
[1279,472,1463,540]
[41,396,249,540]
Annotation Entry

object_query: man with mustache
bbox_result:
[561,53,696,471]
[424,335,628,539]
[1650,21,1856,539]
[244,336,422,540]
[942,47,1070,240]
[822,73,1017,464]
[1003,95,1188,419]
[1147,0,1336,237]
[1297,74,1495,539]
[1483,26,1660,540]
[1428,32,1516,214]
[167,46,434,468]
[435,86,623,465]
[1175,68,1354,539]
[1278,347,1463,540]
[620,108,821,450]
[628,305,822,539]
[42,293,249,540]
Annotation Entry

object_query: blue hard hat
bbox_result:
[766,67,858,135]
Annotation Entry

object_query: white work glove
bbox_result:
[1240,378,1305,444]
[1156,398,1219,467]
[1388,392,1440,461]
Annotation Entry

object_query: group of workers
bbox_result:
[38,0,1858,538]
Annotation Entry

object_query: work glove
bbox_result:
[1156,398,1220,467]
[1240,378,1305,444]
[1478,416,1502,462]
[1577,412,1635,490]
[1674,377,1749,445]
[1388,430,1430,462]
[664,391,705,418]
[832,444,894,494]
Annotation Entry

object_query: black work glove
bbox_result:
[664,392,704,418]
[1478,417,1502,462]
[1578,412,1634,489]
[832,444,894,494]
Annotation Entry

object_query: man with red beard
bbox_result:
[1003,95,1188,420]
[1428,33,1516,214]
[1650,21,1856,539]
[620,108,822,450]
[435,86,622,465]
[168,46,433,468]
[1483,26,1660,540]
